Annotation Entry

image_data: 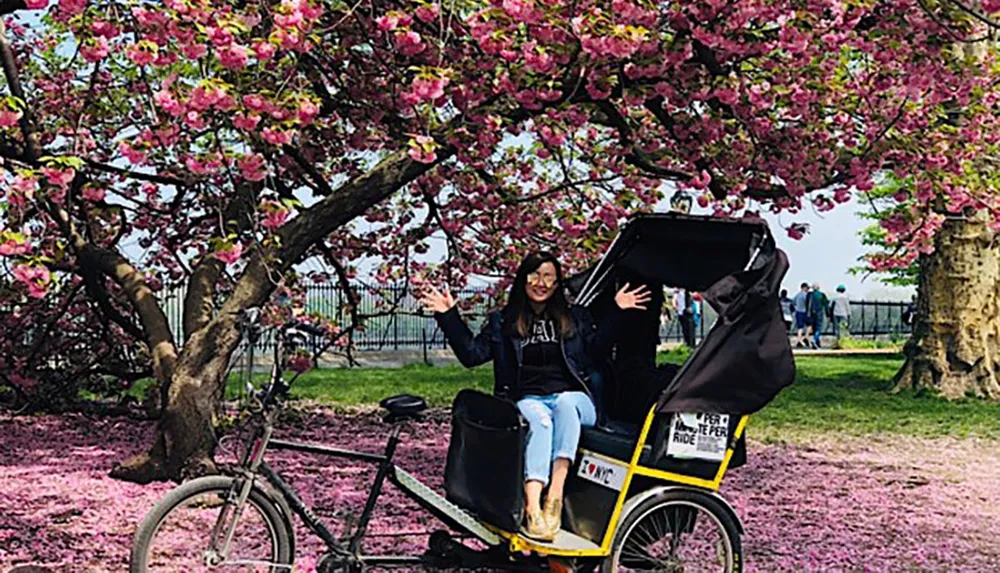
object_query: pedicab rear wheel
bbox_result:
[602,489,742,573]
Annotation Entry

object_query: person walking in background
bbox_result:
[831,285,851,344]
[807,282,829,349]
[674,288,696,348]
[779,289,793,332]
[792,283,810,348]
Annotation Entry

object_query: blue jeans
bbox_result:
[811,315,824,346]
[517,392,596,485]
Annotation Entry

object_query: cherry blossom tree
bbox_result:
[1,0,999,482]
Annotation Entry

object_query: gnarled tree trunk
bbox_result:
[894,212,1000,399]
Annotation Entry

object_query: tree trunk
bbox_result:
[110,311,246,483]
[894,213,1000,399]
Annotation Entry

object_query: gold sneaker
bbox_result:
[520,508,555,542]
[542,496,563,535]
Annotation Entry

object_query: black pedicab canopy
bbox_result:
[565,212,796,420]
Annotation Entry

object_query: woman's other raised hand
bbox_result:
[614,283,652,311]
[421,283,456,314]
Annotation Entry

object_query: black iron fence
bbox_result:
[161,283,913,353]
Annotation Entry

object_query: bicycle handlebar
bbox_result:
[232,307,333,412]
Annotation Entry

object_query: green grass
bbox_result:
[270,362,495,407]
[750,355,1000,441]
[264,354,1000,441]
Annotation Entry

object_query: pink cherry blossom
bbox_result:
[12,263,51,299]
[41,167,74,188]
[118,141,148,165]
[261,201,291,229]
[377,11,412,32]
[243,94,269,112]
[207,27,234,47]
[0,109,22,127]
[180,43,208,60]
[253,40,277,61]
[787,223,808,240]
[296,99,319,125]
[214,241,243,265]
[415,4,440,23]
[80,37,110,62]
[153,89,184,116]
[218,44,249,69]
[125,43,157,66]
[233,113,261,131]
[0,233,30,256]
[89,20,119,38]
[81,186,106,202]
[262,127,294,146]
[57,0,86,16]
[237,153,268,182]
[394,31,425,57]
[502,0,535,21]
[183,111,207,130]
[408,135,438,164]
[409,76,448,103]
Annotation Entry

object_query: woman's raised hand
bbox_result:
[615,283,652,311]
[421,283,456,314]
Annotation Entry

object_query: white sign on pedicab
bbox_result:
[665,412,730,462]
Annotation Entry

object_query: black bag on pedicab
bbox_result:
[444,389,526,532]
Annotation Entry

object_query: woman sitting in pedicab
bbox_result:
[420,251,651,541]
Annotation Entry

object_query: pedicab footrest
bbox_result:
[393,467,501,547]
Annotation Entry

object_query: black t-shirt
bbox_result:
[519,315,576,397]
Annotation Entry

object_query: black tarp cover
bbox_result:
[567,213,795,417]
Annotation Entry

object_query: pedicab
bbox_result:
[129,212,795,573]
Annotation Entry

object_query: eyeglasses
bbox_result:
[527,272,557,288]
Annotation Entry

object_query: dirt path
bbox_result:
[1,412,997,572]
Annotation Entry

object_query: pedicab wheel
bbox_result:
[602,489,742,573]
[130,475,294,572]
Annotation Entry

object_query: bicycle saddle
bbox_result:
[379,394,428,421]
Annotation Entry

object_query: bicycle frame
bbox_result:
[214,409,516,569]
[207,311,534,571]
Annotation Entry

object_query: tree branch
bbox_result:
[283,144,334,195]
[182,179,260,340]
[84,158,191,188]
[83,245,178,384]
[0,18,39,161]
[593,100,693,180]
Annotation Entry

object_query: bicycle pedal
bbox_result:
[317,553,349,573]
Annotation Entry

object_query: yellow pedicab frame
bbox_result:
[490,407,750,558]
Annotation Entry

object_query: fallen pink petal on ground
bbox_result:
[1,411,998,572]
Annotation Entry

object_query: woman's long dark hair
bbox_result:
[503,251,574,338]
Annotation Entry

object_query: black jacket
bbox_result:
[434,304,625,419]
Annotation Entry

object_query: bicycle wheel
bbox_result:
[130,475,294,572]
[603,489,742,573]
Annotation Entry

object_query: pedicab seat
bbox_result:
[579,423,651,464]
[379,394,428,422]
